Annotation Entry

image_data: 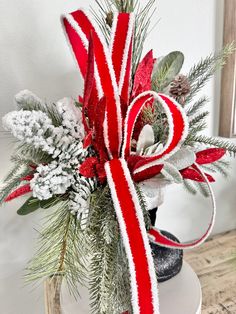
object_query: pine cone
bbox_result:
[106,12,114,27]
[169,75,190,105]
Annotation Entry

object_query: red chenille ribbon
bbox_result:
[62,10,216,314]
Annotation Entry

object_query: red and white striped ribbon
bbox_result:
[148,163,216,249]
[62,10,216,314]
[105,159,159,314]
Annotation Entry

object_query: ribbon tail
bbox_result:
[148,163,216,249]
[105,159,159,314]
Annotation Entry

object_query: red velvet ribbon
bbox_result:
[62,10,216,314]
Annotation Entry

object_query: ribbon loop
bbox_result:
[62,10,123,159]
[122,91,189,177]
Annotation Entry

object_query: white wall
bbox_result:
[0,0,236,313]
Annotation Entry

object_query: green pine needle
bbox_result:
[14,144,52,164]
[26,201,88,298]
[186,42,236,103]
[189,111,209,128]
[88,186,132,314]
[201,159,230,178]
[183,180,198,195]
[186,134,236,156]
[186,97,209,117]
[188,111,209,136]
[188,122,207,136]
[183,179,210,197]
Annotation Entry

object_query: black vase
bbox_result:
[149,208,183,283]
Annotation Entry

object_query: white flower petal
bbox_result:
[136,124,155,155]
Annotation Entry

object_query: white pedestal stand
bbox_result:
[61,261,202,314]
[159,261,202,314]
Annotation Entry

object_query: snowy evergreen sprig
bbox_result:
[69,174,97,229]
[30,141,96,200]
[30,162,74,200]
[2,110,54,151]
[3,91,98,222]
[2,109,70,158]
[3,94,86,159]
[56,97,85,140]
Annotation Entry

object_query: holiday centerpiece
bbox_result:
[1,0,236,313]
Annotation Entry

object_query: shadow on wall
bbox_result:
[0,0,83,127]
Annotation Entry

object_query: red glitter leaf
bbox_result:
[95,163,107,184]
[83,131,93,148]
[82,35,98,132]
[79,157,98,178]
[20,174,34,181]
[127,155,144,172]
[4,184,32,202]
[132,52,155,139]
[83,36,95,110]
[78,96,83,104]
[93,96,108,161]
[132,50,155,99]
[180,167,215,182]
[196,148,226,165]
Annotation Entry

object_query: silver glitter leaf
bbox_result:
[161,162,183,183]
[166,147,196,170]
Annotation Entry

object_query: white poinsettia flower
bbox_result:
[136,124,155,155]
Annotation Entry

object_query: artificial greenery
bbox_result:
[17,197,42,215]
[186,97,209,117]
[185,42,236,103]
[26,200,88,298]
[17,196,63,215]
[87,185,150,314]
[1,1,236,312]
[87,187,132,314]
[186,134,236,156]
[0,164,30,204]
[152,51,184,92]
[16,94,63,127]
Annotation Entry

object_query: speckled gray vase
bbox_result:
[149,208,183,283]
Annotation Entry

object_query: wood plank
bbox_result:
[44,276,62,314]
[185,230,236,314]
[219,0,236,138]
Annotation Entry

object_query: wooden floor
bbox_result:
[185,230,236,314]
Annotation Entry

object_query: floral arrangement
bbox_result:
[1,1,236,313]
